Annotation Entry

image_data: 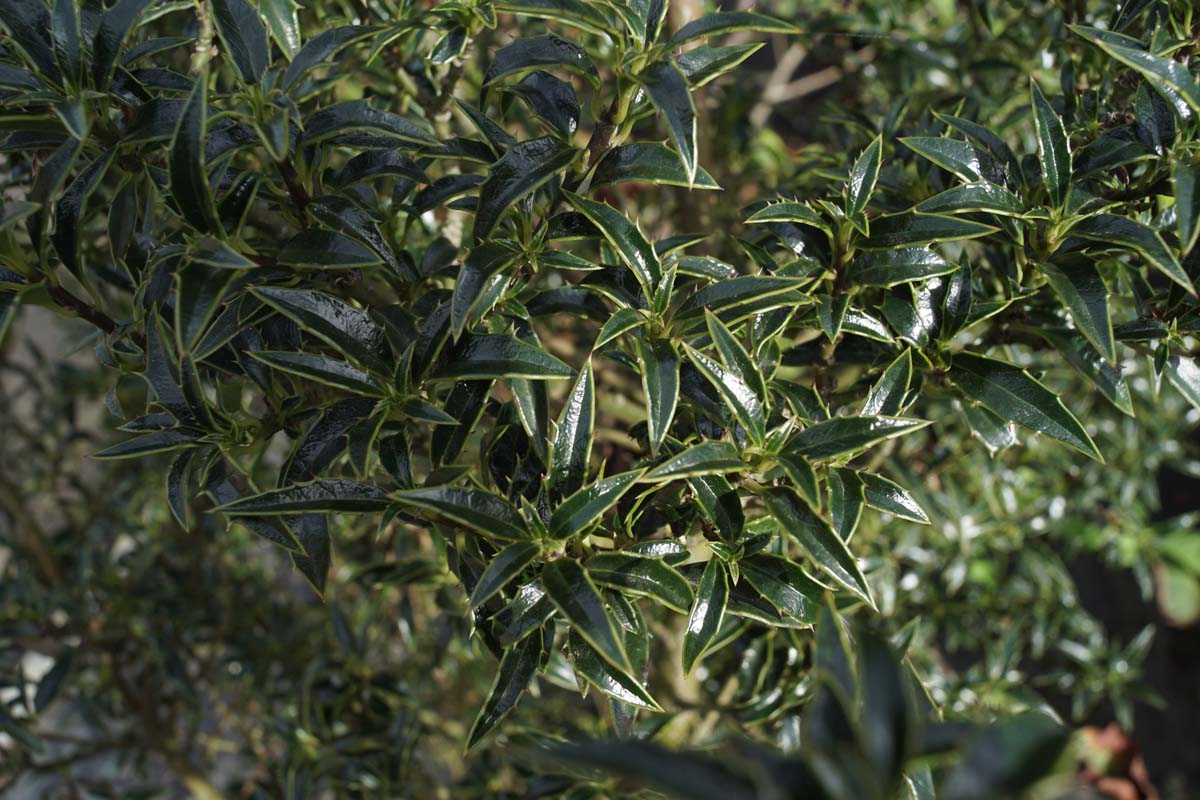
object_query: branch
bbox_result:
[47,285,118,334]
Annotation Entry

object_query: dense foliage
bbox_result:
[2,0,1199,796]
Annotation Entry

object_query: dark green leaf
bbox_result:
[474,136,577,241]
[642,440,743,483]
[470,541,542,609]
[1070,26,1200,115]
[1166,356,1200,413]
[1174,160,1200,255]
[677,43,763,88]
[847,135,883,226]
[901,136,990,182]
[1041,261,1115,362]
[1038,328,1133,416]
[250,351,384,396]
[51,0,81,87]
[683,557,728,675]
[1069,214,1193,293]
[860,471,930,524]
[740,554,822,624]
[169,78,220,232]
[635,58,697,186]
[253,287,389,373]
[675,276,809,329]
[685,348,763,444]
[948,352,1101,460]
[466,631,544,749]
[863,350,913,416]
[1031,79,1071,208]
[301,100,437,148]
[542,559,631,673]
[587,553,693,613]
[828,467,865,540]
[592,143,719,189]
[670,11,797,45]
[915,182,1027,217]
[92,430,200,460]
[635,337,680,456]
[568,629,661,711]
[93,0,153,90]
[564,191,661,297]
[174,262,235,353]
[548,469,643,539]
[764,486,874,606]
[861,214,998,249]
[789,415,929,461]
[846,247,956,288]
[214,480,389,515]
[549,361,594,496]
[745,200,830,234]
[484,35,599,93]
[706,310,768,403]
[212,0,269,84]
[431,333,574,381]
[688,474,743,542]
[391,486,529,541]
[595,306,646,349]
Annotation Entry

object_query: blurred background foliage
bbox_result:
[1,0,1198,797]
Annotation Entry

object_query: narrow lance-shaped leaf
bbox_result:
[764,486,875,607]
[431,334,574,381]
[642,440,743,483]
[846,135,883,231]
[1172,160,1199,256]
[706,310,767,403]
[466,631,544,750]
[169,77,220,232]
[859,472,930,524]
[901,136,988,182]
[564,191,661,297]
[548,469,644,539]
[949,352,1102,460]
[549,361,594,496]
[863,350,913,416]
[828,468,865,540]
[51,0,81,87]
[474,136,578,241]
[390,486,529,541]
[470,541,542,610]
[1041,261,1115,362]
[788,416,930,461]
[683,557,728,675]
[586,553,693,614]
[636,58,697,186]
[212,0,269,84]
[1069,26,1200,115]
[635,336,679,456]
[592,143,719,190]
[541,559,631,673]
[484,35,599,94]
[569,630,661,711]
[92,0,154,90]
[1031,79,1071,208]
[260,0,302,59]
[213,480,389,515]
[1068,214,1194,294]
[683,344,766,445]
[250,351,384,396]
[740,555,822,623]
[670,11,798,46]
[252,287,389,373]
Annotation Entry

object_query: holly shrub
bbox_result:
[2,0,1199,797]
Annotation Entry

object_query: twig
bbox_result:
[47,285,118,334]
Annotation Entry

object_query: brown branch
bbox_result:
[47,285,118,334]
[276,159,311,215]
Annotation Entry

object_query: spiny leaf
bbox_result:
[548,469,644,539]
[1031,79,1071,208]
[466,631,544,750]
[391,486,529,541]
[474,136,578,241]
[542,559,631,673]
[549,361,595,496]
[683,557,728,675]
[636,58,697,186]
[214,480,389,515]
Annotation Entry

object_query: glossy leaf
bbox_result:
[706,310,768,403]
[548,469,643,539]
[470,541,542,609]
[764,487,874,606]
[592,143,718,189]
[846,248,956,288]
[862,214,998,249]
[212,0,269,84]
[169,79,219,232]
[863,350,913,416]
[789,415,929,461]
[1174,161,1200,255]
[635,336,679,456]
[564,191,661,297]
[549,361,594,496]
[390,486,528,541]
[1031,79,1071,208]
[1069,214,1193,294]
[683,558,728,675]
[251,351,384,396]
[568,630,660,711]
[684,345,765,443]
[1041,261,1115,362]
[214,480,389,515]
[253,287,389,373]
[484,35,599,92]
[466,631,544,750]
[670,11,797,45]
[1070,26,1200,114]
[949,352,1101,460]
[636,58,697,186]
[740,555,822,624]
[642,440,743,483]
[915,182,1027,217]
[431,334,573,381]
[474,136,577,241]
[541,559,631,673]
[587,553,693,613]
[847,135,883,224]
[93,0,154,90]
[859,471,930,524]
